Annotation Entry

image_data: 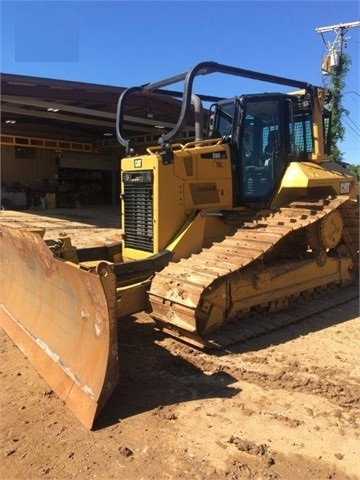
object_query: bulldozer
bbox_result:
[0,61,358,429]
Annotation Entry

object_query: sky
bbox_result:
[1,0,359,164]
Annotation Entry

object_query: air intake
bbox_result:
[122,170,153,252]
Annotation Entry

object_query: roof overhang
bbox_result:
[1,73,194,145]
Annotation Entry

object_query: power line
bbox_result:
[343,118,360,138]
[345,116,360,135]
[345,90,360,98]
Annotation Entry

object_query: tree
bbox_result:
[326,53,351,161]
[347,163,360,180]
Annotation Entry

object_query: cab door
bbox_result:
[238,96,288,203]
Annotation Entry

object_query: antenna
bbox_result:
[316,21,360,74]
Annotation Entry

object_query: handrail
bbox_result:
[116,60,319,154]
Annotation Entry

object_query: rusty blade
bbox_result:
[0,225,119,429]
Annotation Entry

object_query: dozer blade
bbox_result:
[0,225,119,429]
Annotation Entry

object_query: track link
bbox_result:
[205,280,359,348]
[149,196,358,347]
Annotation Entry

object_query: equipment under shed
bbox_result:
[1,73,197,209]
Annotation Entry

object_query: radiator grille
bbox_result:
[122,170,153,252]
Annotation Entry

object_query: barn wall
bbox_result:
[1,144,121,206]
[1,146,57,191]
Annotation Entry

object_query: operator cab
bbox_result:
[208,92,319,206]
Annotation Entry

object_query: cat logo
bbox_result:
[340,181,352,194]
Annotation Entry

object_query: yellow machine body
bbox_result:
[0,61,358,428]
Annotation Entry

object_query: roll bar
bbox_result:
[116,60,318,154]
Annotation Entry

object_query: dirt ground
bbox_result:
[0,207,359,480]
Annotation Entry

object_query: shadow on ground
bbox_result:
[95,316,240,430]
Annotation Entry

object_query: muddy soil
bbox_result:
[1,208,359,480]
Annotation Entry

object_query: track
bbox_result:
[149,196,359,348]
[204,280,359,348]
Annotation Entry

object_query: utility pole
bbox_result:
[316,21,360,74]
[315,21,359,162]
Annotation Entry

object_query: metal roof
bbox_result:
[1,73,189,145]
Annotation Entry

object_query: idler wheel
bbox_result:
[319,210,344,249]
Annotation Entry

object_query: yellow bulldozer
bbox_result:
[0,61,358,429]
